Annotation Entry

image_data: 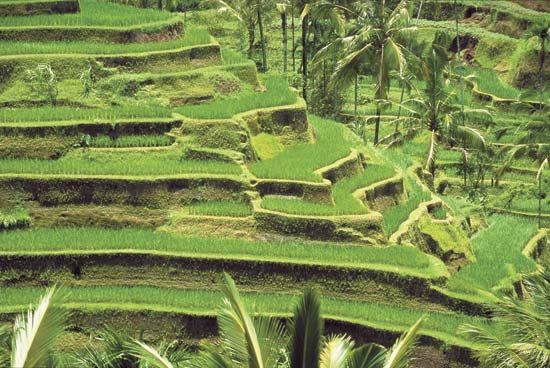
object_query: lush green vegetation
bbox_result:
[175,75,296,119]
[0,227,445,277]
[448,215,538,296]
[261,164,395,215]
[0,27,211,55]
[89,134,174,148]
[0,149,242,176]
[251,116,354,181]
[187,200,252,217]
[0,0,174,27]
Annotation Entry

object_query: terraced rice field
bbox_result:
[0,0,548,367]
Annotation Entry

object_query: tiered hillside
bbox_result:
[0,0,548,366]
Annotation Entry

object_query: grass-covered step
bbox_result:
[0,285,497,351]
[0,0,183,43]
[446,215,539,302]
[0,0,79,16]
[174,75,298,120]
[0,148,242,176]
[0,227,453,307]
[260,163,395,216]
[0,29,219,76]
[0,174,247,207]
[251,116,356,182]
[0,207,31,230]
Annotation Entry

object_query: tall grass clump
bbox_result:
[381,179,431,236]
[0,106,172,123]
[0,149,242,176]
[89,135,174,148]
[0,227,442,276]
[261,163,395,215]
[0,0,173,27]
[187,200,252,217]
[174,75,296,119]
[251,116,354,182]
[0,27,211,55]
[447,215,538,296]
[0,208,31,230]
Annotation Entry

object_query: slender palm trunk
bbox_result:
[354,75,358,116]
[539,32,547,74]
[257,6,268,71]
[374,104,381,145]
[157,0,162,10]
[282,11,288,73]
[247,26,255,60]
[291,6,296,72]
[454,0,465,127]
[301,13,309,101]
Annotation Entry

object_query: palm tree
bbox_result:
[197,273,424,368]
[319,0,414,144]
[206,0,258,60]
[404,32,489,180]
[460,270,550,368]
[277,2,290,73]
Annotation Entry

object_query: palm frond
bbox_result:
[11,287,68,368]
[253,316,286,367]
[219,272,264,368]
[347,343,386,368]
[319,335,353,368]
[383,316,424,368]
[130,340,174,368]
[425,130,437,176]
[193,350,233,368]
[454,126,487,151]
[288,288,322,368]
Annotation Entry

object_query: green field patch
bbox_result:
[381,178,432,236]
[251,116,354,182]
[0,27,211,56]
[0,149,242,176]
[187,200,252,217]
[174,75,296,119]
[0,227,446,279]
[0,0,173,28]
[261,164,395,215]
[89,135,174,148]
[447,215,538,297]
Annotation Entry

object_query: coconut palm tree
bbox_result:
[205,0,258,61]
[277,2,290,73]
[460,270,550,368]
[317,0,414,144]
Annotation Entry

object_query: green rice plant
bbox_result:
[261,164,395,215]
[0,0,173,27]
[0,27,211,56]
[381,179,432,236]
[187,200,252,217]
[447,215,538,296]
[0,285,497,349]
[0,207,31,230]
[89,135,174,148]
[251,116,354,182]
[0,227,444,277]
[174,75,296,119]
[0,106,172,123]
[464,66,520,100]
[0,149,242,176]
[431,206,447,220]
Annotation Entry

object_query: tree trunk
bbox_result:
[257,6,268,71]
[157,0,162,10]
[374,104,381,145]
[291,5,296,72]
[354,75,358,116]
[282,12,288,73]
[301,13,309,101]
[539,32,547,74]
[247,26,255,60]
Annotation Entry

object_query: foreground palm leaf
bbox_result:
[11,287,67,368]
[288,288,322,368]
[460,270,550,368]
[383,316,424,368]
